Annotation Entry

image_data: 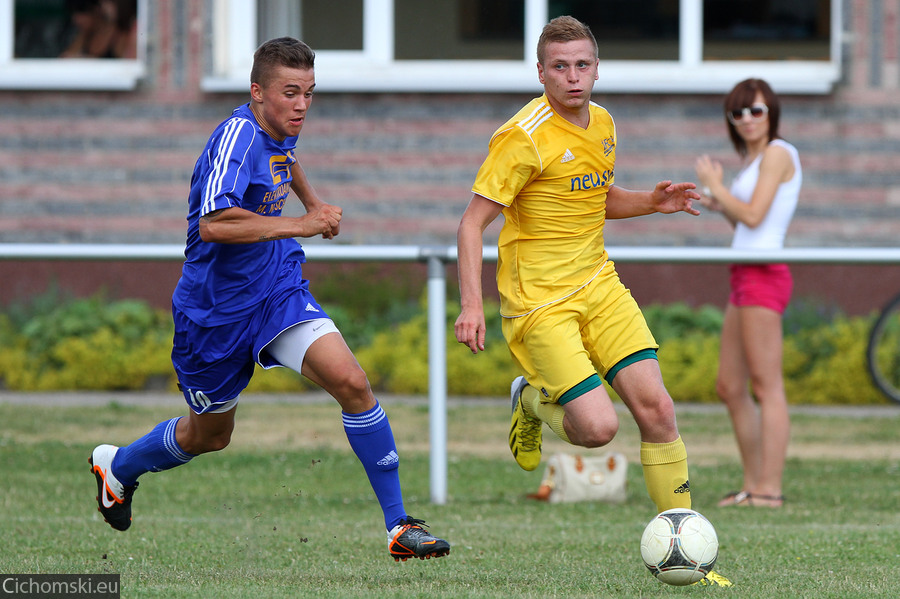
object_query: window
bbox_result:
[551,0,680,60]
[205,0,842,94]
[0,0,146,90]
[256,0,365,50]
[393,0,524,60]
[703,0,831,61]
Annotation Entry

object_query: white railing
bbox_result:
[3,243,900,504]
[6,242,900,263]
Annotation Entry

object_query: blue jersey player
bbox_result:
[89,37,450,562]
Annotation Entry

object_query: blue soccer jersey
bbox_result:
[172,104,307,326]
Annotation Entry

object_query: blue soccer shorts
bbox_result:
[171,266,332,415]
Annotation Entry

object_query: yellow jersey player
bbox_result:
[454,15,730,587]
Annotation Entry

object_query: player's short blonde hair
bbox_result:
[537,16,598,64]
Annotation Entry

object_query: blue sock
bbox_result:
[111,417,195,486]
[342,402,407,530]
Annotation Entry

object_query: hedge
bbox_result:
[0,294,890,405]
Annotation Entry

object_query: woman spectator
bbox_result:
[694,78,802,508]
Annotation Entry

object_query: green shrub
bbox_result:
[326,300,422,351]
[643,302,723,343]
[19,327,172,391]
[657,333,721,404]
[357,301,726,399]
[356,299,518,396]
[0,293,175,391]
[308,262,424,349]
[0,291,892,406]
[783,315,884,405]
[782,296,845,335]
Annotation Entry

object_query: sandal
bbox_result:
[745,493,785,508]
[717,490,751,507]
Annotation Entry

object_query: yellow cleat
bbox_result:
[509,376,543,471]
[694,570,734,587]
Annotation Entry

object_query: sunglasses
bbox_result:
[727,103,768,125]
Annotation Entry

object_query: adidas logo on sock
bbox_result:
[561,148,575,163]
[377,450,399,466]
[304,302,320,312]
[674,480,691,494]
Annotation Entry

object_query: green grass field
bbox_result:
[1,396,898,598]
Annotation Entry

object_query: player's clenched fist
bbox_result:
[307,203,342,239]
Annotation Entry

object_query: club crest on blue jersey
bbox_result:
[270,154,294,184]
[257,153,295,215]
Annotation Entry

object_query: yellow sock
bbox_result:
[522,386,570,443]
[640,436,691,512]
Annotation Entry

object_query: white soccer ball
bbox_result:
[640,508,719,586]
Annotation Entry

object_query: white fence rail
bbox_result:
[5,243,900,263]
[3,243,900,504]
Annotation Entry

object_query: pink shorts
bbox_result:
[728,263,793,314]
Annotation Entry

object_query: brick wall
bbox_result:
[0,0,897,312]
[1,0,898,248]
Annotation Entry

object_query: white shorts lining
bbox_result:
[263,318,339,373]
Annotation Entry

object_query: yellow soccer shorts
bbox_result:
[501,261,658,404]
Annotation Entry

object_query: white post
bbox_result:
[680,0,703,67]
[425,253,448,505]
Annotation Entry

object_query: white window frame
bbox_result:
[206,0,843,95]
[0,0,147,91]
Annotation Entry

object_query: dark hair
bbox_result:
[537,16,598,64]
[250,37,315,88]
[724,78,781,157]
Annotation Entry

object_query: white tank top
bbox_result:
[730,139,801,250]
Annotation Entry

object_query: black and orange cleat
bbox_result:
[387,517,450,562]
[89,444,138,531]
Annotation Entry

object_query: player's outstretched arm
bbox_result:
[606,182,700,219]
[455,194,503,354]
[199,205,341,244]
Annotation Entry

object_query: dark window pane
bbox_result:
[258,0,363,51]
[548,0,680,60]
[704,0,831,61]
[302,0,363,50]
[395,0,524,60]
[15,0,138,59]
[15,0,75,58]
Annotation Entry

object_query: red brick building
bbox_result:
[0,1,897,313]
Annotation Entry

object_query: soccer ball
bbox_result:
[640,508,718,586]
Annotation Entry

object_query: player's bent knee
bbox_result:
[181,434,231,455]
[206,431,233,452]
[575,419,619,448]
[181,417,235,454]
[326,367,376,412]
[630,398,677,432]
[348,367,371,394]
[327,367,370,398]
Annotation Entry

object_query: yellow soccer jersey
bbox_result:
[472,95,617,317]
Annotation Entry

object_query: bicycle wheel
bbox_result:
[867,293,900,405]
